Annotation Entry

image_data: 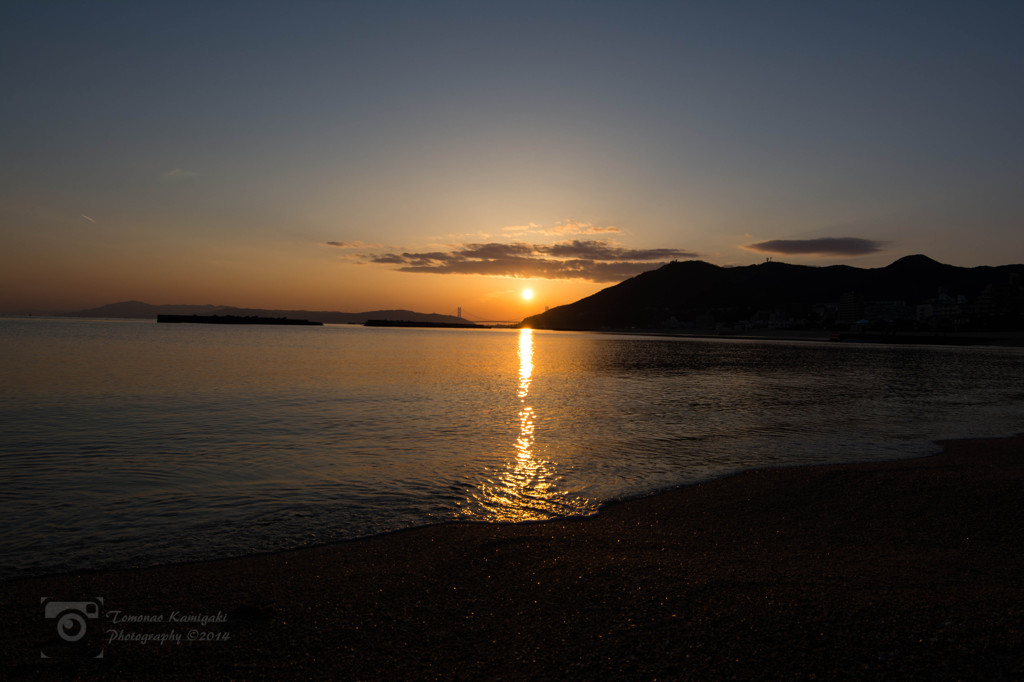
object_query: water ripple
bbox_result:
[1,319,1022,577]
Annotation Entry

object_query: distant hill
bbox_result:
[63,301,225,318]
[62,301,469,325]
[522,255,1024,332]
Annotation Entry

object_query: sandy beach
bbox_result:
[3,435,1022,680]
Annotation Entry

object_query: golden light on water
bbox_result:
[514,406,535,461]
[515,328,535,459]
[517,327,533,399]
[494,327,553,519]
[470,327,569,522]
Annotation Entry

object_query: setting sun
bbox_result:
[521,288,534,300]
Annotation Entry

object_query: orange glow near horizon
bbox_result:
[0,236,605,319]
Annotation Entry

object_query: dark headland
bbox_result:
[523,255,1024,344]
[3,435,1022,679]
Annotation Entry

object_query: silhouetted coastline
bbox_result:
[524,254,1024,335]
[364,319,489,329]
[156,314,322,326]
[57,301,470,326]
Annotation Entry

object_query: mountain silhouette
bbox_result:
[523,256,1024,331]
[63,301,469,325]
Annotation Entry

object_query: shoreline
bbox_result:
[0,437,952,584]
[3,434,1022,679]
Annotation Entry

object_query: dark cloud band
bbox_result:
[742,237,884,256]
[363,240,700,282]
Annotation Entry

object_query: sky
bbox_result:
[2,1,1023,320]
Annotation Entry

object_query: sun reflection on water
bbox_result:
[514,406,535,460]
[517,327,533,399]
[468,328,592,522]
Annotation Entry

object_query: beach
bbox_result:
[3,435,1022,680]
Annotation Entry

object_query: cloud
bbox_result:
[80,214,96,223]
[552,219,621,235]
[538,240,688,261]
[326,240,378,249]
[741,237,885,256]
[160,168,199,184]
[363,240,700,282]
[501,219,621,237]
[501,222,543,233]
[367,253,407,264]
[457,243,536,259]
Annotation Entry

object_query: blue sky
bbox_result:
[2,1,1022,317]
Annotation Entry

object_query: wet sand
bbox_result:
[3,435,1022,680]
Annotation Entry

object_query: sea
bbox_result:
[1,316,1022,579]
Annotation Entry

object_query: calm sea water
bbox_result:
[1,317,1022,578]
